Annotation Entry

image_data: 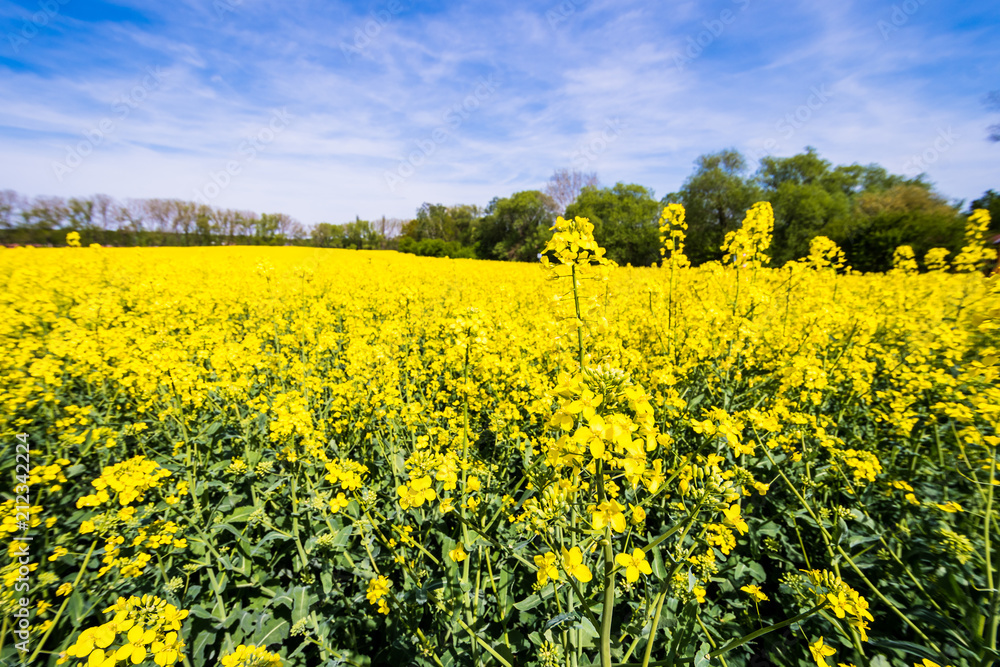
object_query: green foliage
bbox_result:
[826,184,965,272]
[398,236,477,258]
[664,149,763,265]
[402,204,482,246]
[668,147,966,270]
[475,190,558,261]
[970,190,1000,235]
[564,182,661,266]
[312,219,385,250]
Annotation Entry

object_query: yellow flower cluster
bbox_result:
[955,209,995,273]
[892,245,918,274]
[60,595,188,666]
[658,203,690,269]
[807,236,848,272]
[722,202,774,269]
[0,500,42,535]
[219,644,283,667]
[366,575,391,614]
[76,456,172,508]
[541,216,615,269]
[802,569,874,641]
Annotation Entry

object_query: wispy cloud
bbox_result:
[0,0,997,223]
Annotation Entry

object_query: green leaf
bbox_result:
[651,545,666,579]
[495,644,517,667]
[331,523,353,548]
[291,585,316,624]
[249,530,292,556]
[544,611,578,632]
[256,617,290,646]
[223,505,256,524]
[515,593,543,612]
[694,641,712,667]
[866,639,948,662]
[188,604,217,620]
[67,589,84,622]
[847,534,881,549]
[578,614,599,641]
[756,521,780,537]
[192,630,215,663]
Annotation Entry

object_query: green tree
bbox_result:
[475,190,558,261]
[22,196,67,232]
[825,184,964,272]
[66,197,95,232]
[256,213,282,245]
[342,218,382,250]
[756,148,942,265]
[401,203,481,246]
[970,190,1000,235]
[311,223,342,248]
[666,149,762,264]
[756,150,849,263]
[565,182,661,266]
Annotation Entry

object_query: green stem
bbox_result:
[29,540,98,662]
[984,444,997,650]
[763,447,944,654]
[600,529,614,667]
[571,264,585,370]
[640,586,668,667]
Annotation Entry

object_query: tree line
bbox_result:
[3,147,998,272]
[0,193,310,247]
[397,150,999,272]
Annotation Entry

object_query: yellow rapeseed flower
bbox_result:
[449,544,467,563]
[561,546,592,583]
[614,548,652,583]
[534,552,560,586]
[808,637,837,667]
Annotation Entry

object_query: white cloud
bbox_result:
[0,0,997,224]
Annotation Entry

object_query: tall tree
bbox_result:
[666,149,762,264]
[476,191,558,261]
[0,190,25,230]
[402,203,481,245]
[22,196,67,231]
[375,216,403,247]
[544,168,600,214]
[756,150,849,263]
[826,184,964,271]
[66,197,95,231]
[92,194,117,232]
[564,182,661,266]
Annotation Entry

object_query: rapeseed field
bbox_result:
[1,205,998,667]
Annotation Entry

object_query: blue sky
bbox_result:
[0,0,997,225]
